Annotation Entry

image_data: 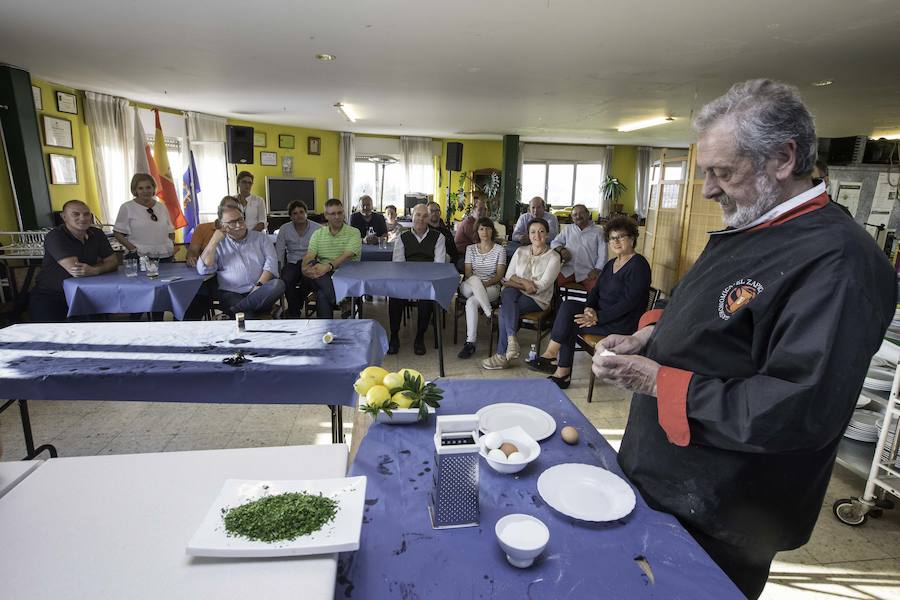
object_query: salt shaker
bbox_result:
[429,414,480,529]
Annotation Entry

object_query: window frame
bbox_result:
[522,160,604,208]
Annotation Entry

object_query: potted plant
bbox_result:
[600,175,628,217]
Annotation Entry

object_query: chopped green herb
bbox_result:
[223,492,339,543]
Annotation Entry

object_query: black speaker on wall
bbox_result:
[226,125,254,164]
[446,142,463,172]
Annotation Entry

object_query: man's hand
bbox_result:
[68,261,97,278]
[592,354,660,396]
[587,268,599,280]
[598,333,643,355]
[185,254,198,268]
[364,234,378,245]
[305,263,330,279]
[558,247,572,263]
[574,307,598,328]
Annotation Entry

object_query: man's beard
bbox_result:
[717,172,780,228]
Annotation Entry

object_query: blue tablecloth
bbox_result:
[0,319,387,406]
[332,262,460,310]
[339,379,741,599]
[360,243,394,262]
[62,263,208,320]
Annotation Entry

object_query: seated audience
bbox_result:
[427,201,458,264]
[551,203,607,292]
[350,195,387,244]
[30,200,118,322]
[511,196,559,243]
[235,171,267,232]
[302,198,361,318]
[276,200,320,318]
[185,196,241,267]
[196,204,284,316]
[113,173,175,259]
[528,216,650,388]
[457,217,507,359]
[482,219,560,369]
[384,204,404,242]
[454,195,487,258]
[388,203,446,355]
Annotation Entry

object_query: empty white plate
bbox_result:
[537,463,635,522]
[477,403,556,441]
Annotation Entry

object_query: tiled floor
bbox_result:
[1,299,899,599]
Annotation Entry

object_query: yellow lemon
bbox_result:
[398,368,424,389]
[353,376,379,396]
[360,366,389,382]
[366,385,391,407]
[392,390,414,409]
[382,372,405,390]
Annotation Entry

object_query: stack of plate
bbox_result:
[875,416,900,468]
[843,409,882,442]
[864,366,894,392]
[889,308,900,340]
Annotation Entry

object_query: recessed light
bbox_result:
[316,53,336,61]
[811,80,833,87]
[618,116,674,133]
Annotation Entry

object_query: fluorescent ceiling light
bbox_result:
[618,116,674,133]
[811,80,833,87]
[316,53,336,61]
[334,102,357,123]
[872,133,900,140]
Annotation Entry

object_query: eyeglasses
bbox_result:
[146,207,158,222]
[223,217,246,228]
[609,234,631,242]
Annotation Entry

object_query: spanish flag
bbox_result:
[152,109,187,230]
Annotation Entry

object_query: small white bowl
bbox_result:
[495,513,550,568]
[478,425,540,474]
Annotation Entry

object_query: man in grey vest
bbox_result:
[388,204,447,355]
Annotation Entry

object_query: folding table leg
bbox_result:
[1,400,58,460]
[330,405,345,444]
[435,301,445,377]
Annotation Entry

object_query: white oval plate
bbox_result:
[537,463,636,522]
[477,403,556,441]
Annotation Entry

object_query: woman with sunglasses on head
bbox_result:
[527,216,650,388]
[113,173,175,260]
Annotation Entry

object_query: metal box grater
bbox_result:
[428,414,480,529]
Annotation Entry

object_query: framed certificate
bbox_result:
[278,134,295,149]
[260,151,277,166]
[56,91,78,114]
[308,136,321,155]
[43,115,74,149]
[253,132,267,147]
[49,154,78,184]
[32,86,42,111]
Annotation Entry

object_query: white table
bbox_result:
[0,444,348,600]
[0,459,41,499]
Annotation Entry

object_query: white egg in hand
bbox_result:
[483,432,503,450]
[488,448,507,462]
[507,452,526,462]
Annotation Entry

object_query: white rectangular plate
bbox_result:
[187,476,366,557]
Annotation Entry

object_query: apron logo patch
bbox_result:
[718,279,764,320]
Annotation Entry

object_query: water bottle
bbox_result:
[528,344,537,362]
[367,226,375,240]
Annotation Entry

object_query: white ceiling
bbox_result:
[2,0,900,146]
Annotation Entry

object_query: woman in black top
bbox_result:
[528,216,651,388]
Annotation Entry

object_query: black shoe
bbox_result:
[548,374,571,389]
[387,336,400,355]
[526,356,556,374]
[413,339,426,355]
[364,294,373,302]
[457,342,476,359]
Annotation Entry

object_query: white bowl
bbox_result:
[495,513,550,568]
[478,425,540,474]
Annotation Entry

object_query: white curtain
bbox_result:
[634,146,652,218]
[84,92,134,223]
[339,132,355,221]
[400,136,433,195]
[186,112,227,222]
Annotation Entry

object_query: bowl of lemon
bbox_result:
[355,366,443,424]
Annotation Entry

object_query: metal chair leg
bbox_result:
[588,370,595,403]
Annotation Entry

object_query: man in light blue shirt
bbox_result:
[197,205,285,316]
[550,204,607,292]
[512,196,559,243]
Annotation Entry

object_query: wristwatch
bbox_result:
[327,262,334,271]
[255,281,263,287]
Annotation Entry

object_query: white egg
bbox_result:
[507,451,526,462]
[488,448,507,462]
[483,432,503,450]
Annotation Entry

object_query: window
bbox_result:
[352,159,405,211]
[522,161,605,209]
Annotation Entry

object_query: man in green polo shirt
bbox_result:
[302,198,361,318]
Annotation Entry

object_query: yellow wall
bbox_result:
[226,119,340,212]
[610,145,637,214]
[435,138,503,217]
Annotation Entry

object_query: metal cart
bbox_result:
[833,361,900,526]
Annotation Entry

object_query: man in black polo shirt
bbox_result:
[387,203,447,355]
[30,200,118,322]
[350,195,388,244]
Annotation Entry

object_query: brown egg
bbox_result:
[561,426,579,445]
[499,442,519,457]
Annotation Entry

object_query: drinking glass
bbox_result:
[124,258,139,277]
[146,257,159,279]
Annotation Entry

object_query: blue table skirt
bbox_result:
[63,263,208,320]
[332,262,460,310]
[360,243,394,262]
[339,379,742,599]
[0,319,387,406]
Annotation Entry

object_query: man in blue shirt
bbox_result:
[197,204,284,317]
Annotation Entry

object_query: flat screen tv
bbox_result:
[266,177,316,214]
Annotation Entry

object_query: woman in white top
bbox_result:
[457,217,507,359]
[482,218,560,370]
[235,170,267,232]
[113,173,175,258]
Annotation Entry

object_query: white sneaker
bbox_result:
[481,305,492,318]
[482,354,509,370]
[505,336,520,360]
